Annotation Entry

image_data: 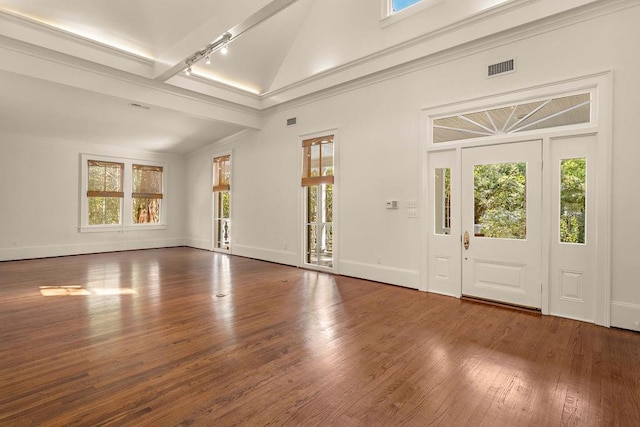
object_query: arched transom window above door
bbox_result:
[432,92,592,144]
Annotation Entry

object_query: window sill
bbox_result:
[79,224,168,233]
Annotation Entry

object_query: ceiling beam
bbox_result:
[153,0,299,82]
[0,39,262,129]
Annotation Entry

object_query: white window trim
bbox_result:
[428,88,596,147]
[419,71,612,327]
[212,150,233,254]
[79,153,168,232]
[298,129,339,274]
[381,0,443,27]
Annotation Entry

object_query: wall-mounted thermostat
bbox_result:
[386,200,399,209]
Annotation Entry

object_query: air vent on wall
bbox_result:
[286,117,297,126]
[128,102,150,110]
[488,59,515,77]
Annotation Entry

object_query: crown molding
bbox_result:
[166,73,262,110]
[0,10,154,72]
[186,129,254,159]
[1,0,635,124]
[260,0,541,106]
[261,0,637,114]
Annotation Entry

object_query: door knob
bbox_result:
[463,231,470,250]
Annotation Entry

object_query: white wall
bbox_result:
[2,3,636,330]
[0,134,187,260]
[186,4,640,329]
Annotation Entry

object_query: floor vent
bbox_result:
[286,117,297,126]
[488,59,515,77]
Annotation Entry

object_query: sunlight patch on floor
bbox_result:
[39,286,137,297]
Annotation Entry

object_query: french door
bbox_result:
[461,140,542,308]
[301,133,335,271]
[304,184,333,268]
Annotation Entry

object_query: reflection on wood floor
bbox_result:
[1,247,638,425]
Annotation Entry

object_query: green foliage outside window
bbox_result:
[89,197,120,225]
[474,162,527,239]
[221,191,230,218]
[132,165,162,224]
[560,158,586,244]
[88,161,122,225]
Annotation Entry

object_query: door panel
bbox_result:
[427,150,460,296]
[462,141,542,308]
[549,136,596,321]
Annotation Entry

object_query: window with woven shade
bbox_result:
[301,134,335,269]
[213,154,231,251]
[301,136,334,187]
[87,160,124,225]
[132,164,163,224]
[213,155,231,192]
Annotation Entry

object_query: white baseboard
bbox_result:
[184,238,211,251]
[232,244,299,267]
[0,238,185,261]
[610,301,640,332]
[339,260,419,289]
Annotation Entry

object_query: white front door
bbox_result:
[461,140,542,308]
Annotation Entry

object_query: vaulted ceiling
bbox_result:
[0,0,601,154]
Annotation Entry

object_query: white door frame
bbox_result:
[297,128,340,274]
[420,72,612,326]
[212,149,233,254]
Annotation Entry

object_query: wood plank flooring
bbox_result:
[0,247,638,426]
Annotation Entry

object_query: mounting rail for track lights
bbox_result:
[183,32,232,75]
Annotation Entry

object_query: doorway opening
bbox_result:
[422,75,611,326]
[301,134,335,270]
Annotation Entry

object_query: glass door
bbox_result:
[301,135,335,270]
[461,140,542,308]
[213,155,231,252]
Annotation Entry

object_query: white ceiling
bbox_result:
[0,69,244,154]
[0,0,596,154]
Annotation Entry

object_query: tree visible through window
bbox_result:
[435,168,451,235]
[560,158,586,244]
[132,164,163,224]
[213,155,231,250]
[87,160,124,225]
[474,162,527,240]
[302,135,334,268]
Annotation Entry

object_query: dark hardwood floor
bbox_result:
[1,247,638,426]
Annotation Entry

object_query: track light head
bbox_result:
[220,32,231,55]
[205,55,211,65]
[185,65,192,76]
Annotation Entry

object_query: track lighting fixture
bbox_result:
[182,32,232,75]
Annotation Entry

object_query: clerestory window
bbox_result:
[391,0,422,14]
